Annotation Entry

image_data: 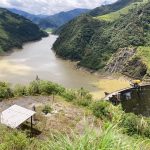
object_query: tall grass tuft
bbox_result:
[39,124,150,150]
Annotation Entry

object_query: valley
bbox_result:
[1,0,150,149]
[0,34,130,99]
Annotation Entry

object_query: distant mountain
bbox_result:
[0,8,47,54]
[39,8,90,28]
[8,8,90,29]
[8,8,47,23]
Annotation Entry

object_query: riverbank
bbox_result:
[72,62,131,99]
[0,34,131,100]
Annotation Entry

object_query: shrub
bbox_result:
[77,88,92,98]
[91,101,112,120]
[27,80,65,96]
[120,113,140,135]
[54,84,65,95]
[27,81,40,95]
[13,84,27,97]
[0,130,29,150]
[61,90,76,102]
[38,81,56,95]
[76,98,92,107]
[121,113,150,138]
[75,88,92,107]
[42,105,52,114]
[0,82,13,100]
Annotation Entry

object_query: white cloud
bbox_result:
[0,0,118,15]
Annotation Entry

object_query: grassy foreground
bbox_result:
[0,80,150,149]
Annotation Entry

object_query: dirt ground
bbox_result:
[0,96,101,139]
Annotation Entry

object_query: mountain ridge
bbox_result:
[9,8,90,29]
[0,8,47,54]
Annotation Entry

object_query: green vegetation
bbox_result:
[0,82,13,101]
[40,125,149,150]
[1,123,149,150]
[42,105,53,114]
[13,84,27,97]
[0,8,48,54]
[136,46,150,74]
[0,126,30,150]
[53,0,150,78]
[0,80,150,149]
[89,0,141,17]
[120,113,150,138]
[96,0,148,22]
[91,101,112,120]
[0,80,92,107]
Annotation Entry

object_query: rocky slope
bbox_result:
[105,47,147,78]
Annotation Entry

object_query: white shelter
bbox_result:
[0,105,36,129]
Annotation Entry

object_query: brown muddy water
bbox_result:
[0,34,131,99]
[0,35,99,91]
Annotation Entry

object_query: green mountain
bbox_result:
[0,8,47,54]
[89,0,141,16]
[53,0,150,79]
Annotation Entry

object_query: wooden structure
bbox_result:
[0,105,36,137]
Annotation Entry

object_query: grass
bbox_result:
[136,46,150,73]
[1,80,150,149]
[96,0,149,22]
[2,123,149,150]
[34,124,150,150]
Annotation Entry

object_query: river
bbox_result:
[0,34,131,99]
[0,35,100,91]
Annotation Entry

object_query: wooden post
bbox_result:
[52,93,54,103]
[30,116,33,138]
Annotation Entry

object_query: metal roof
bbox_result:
[0,105,36,128]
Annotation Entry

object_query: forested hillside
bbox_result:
[0,8,47,54]
[53,0,150,79]
[89,0,141,16]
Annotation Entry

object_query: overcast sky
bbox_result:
[0,0,118,15]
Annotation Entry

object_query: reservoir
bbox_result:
[0,34,131,99]
[0,35,99,91]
